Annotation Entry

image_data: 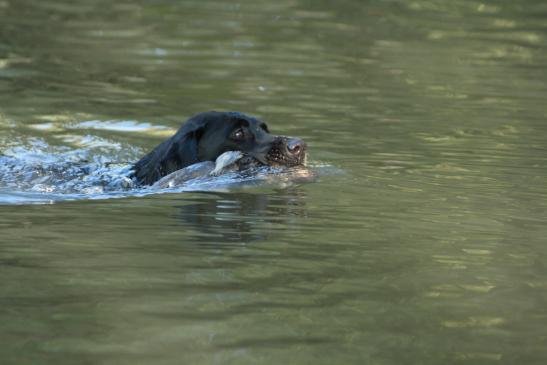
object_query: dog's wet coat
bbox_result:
[132,111,307,185]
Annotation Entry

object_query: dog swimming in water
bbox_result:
[132,111,310,186]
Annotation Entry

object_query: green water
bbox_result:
[2,0,547,364]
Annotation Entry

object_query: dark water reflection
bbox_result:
[176,191,309,244]
[2,0,547,364]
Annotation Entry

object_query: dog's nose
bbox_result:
[286,137,306,156]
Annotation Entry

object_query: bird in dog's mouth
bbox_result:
[152,139,312,190]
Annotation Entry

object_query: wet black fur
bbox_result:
[132,111,305,185]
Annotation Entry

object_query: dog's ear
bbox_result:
[133,117,207,185]
[161,124,205,170]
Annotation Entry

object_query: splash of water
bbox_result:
[0,138,320,205]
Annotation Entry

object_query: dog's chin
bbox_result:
[237,152,307,171]
[237,155,263,170]
[265,153,306,168]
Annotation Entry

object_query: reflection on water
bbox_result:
[176,191,308,243]
[2,0,547,364]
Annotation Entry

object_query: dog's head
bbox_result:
[133,111,307,185]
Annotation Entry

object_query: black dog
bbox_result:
[132,111,307,185]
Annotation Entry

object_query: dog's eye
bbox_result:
[260,123,269,133]
[231,128,246,141]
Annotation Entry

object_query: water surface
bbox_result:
[1,0,547,364]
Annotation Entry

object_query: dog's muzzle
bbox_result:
[264,136,307,167]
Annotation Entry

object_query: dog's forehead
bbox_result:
[201,112,267,135]
[225,112,262,127]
